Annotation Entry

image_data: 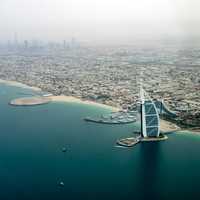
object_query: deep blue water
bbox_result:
[0,84,200,200]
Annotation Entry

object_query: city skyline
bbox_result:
[0,0,200,45]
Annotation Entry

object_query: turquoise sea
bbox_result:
[0,83,200,200]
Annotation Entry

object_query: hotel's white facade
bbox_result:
[140,88,160,138]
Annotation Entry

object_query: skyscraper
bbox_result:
[140,87,160,138]
[14,32,18,47]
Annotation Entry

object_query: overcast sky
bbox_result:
[0,0,200,44]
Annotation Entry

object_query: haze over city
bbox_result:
[1,0,200,45]
[1,0,200,200]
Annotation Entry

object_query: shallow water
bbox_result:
[0,84,200,200]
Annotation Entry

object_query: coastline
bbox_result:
[0,79,119,112]
[1,79,199,133]
[0,79,41,91]
[160,119,181,133]
[178,129,200,134]
[49,95,120,111]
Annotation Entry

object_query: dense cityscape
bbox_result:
[1,0,200,199]
[0,39,200,128]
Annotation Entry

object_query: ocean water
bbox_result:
[0,84,200,200]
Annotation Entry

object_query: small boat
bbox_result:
[59,181,65,187]
[61,147,67,152]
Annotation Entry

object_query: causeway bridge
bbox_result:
[154,100,178,118]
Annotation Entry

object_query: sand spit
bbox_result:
[10,97,51,106]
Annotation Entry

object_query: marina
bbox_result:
[84,111,137,124]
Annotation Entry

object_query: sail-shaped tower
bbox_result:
[116,84,167,147]
[140,87,160,138]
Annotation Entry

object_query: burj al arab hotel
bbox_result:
[140,87,160,138]
[117,86,167,147]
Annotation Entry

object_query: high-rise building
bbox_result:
[140,87,160,138]
[116,87,166,147]
[24,40,29,49]
[14,32,18,46]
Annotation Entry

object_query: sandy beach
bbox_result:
[10,97,51,106]
[0,79,119,111]
[0,79,193,133]
[49,95,120,111]
[160,119,181,133]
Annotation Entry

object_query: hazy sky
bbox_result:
[0,0,200,44]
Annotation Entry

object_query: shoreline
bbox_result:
[0,79,119,112]
[49,95,120,111]
[178,129,200,134]
[0,79,41,91]
[160,119,200,134]
[160,119,181,133]
[1,79,199,133]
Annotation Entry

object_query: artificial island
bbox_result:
[116,87,169,147]
[84,85,178,147]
